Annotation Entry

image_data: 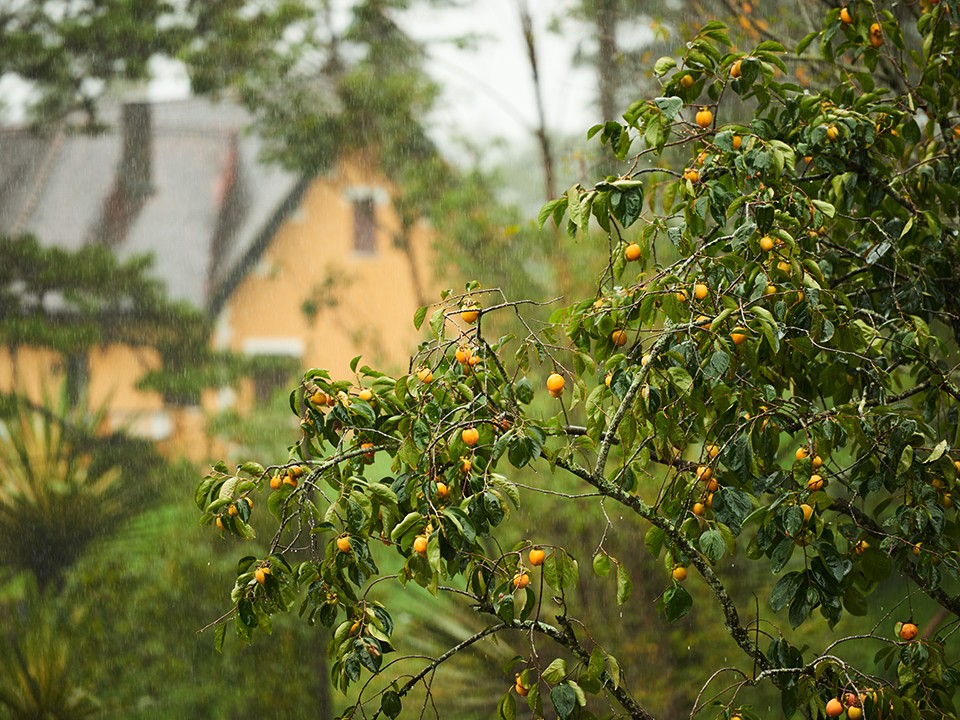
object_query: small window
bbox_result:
[353,197,376,254]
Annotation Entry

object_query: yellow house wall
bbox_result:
[220,158,432,385]
[0,347,63,403]
[0,344,176,441]
[1,158,433,461]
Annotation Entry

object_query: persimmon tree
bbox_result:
[197,2,960,718]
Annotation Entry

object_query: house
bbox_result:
[0,97,433,457]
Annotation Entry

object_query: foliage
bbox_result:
[0,0,315,126]
[0,387,163,589]
[0,580,98,720]
[201,1,960,717]
[0,234,256,403]
[57,500,338,719]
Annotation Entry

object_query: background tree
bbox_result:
[197,2,960,719]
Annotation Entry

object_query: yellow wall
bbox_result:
[218,157,432,384]
[1,157,433,460]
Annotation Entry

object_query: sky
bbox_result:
[400,0,601,148]
[0,1,602,155]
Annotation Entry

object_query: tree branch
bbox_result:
[832,498,960,618]
[551,454,769,673]
[367,618,654,720]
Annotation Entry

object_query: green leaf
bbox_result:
[606,654,621,689]
[654,56,677,76]
[616,562,632,605]
[660,585,693,622]
[214,622,226,653]
[771,571,804,613]
[713,487,753,534]
[544,549,579,591]
[538,198,563,229]
[541,658,567,684]
[811,199,836,218]
[587,647,605,682]
[390,512,424,543]
[568,680,587,708]
[381,690,403,719]
[550,683,577,719]
[514,376,534,404]
[699,529,726,564]
[593,552,612,577]
[498,689,517,720]
[644,526,666,557]
[924,439,948,464]
[666,366,694,396]
[413,305,428,330]
[654,96,684,120]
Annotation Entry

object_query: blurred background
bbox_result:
[0,1,928,717]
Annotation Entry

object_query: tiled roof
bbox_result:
[0,97,304,312]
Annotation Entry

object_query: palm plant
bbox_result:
[0,388,147,589]
[0,580,98,720]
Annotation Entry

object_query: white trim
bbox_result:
[343,185,389,204]
[241,337,304,357]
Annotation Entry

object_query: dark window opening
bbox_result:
[353,197,376,254]
[253,364,295,403]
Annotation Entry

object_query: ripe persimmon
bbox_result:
[611,329,628,346]
[337,536,352,553]
[900,622,919,641]
[529,548,546,566]
[696,107,713,128]
[513,572,530,589]
[546,373,565,394]
[413,535,428,556]
[462,427,480,447]
[625,242,642,261]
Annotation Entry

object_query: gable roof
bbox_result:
[0,97,306,313]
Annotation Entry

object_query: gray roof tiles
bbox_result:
[0,97,303,312]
